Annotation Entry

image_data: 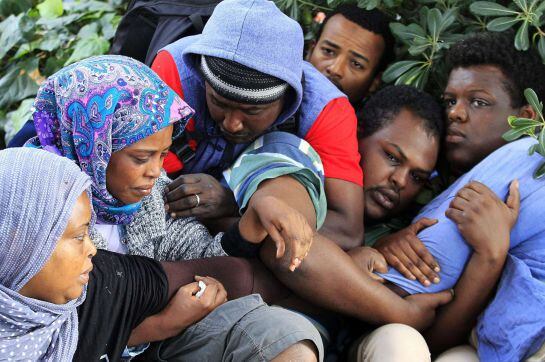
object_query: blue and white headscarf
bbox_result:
[0,147,92,361]
[29,55,194,225]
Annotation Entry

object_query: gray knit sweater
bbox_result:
[90,176,227,261]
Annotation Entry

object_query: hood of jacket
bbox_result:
[182,0,304,126]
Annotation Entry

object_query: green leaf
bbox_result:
[389,23,427,44]
[396,66,424,86]
[508,117,541,128]
[427,8,442,39]
[486,17,520,32]
[64,34,110,66]
[3,98,34,144]
[408,37,432,55]
[36,0,63,19]
[513,0,528,12]
[503,126,536,141]
[100,13,118,40]
[538,128,545,155]
[533,161,545,179]
[36,14,81,29]
[524,88,543,114]
[289,4,299,21]
[470,2,519,16]
[382,60,423,83]
[528,143,538,155]
[78,23,99,39]
[0,60,40,109]
[0,0,34,18]
[538,36,545,63]
[0,15,23,60]
[514,21,530,50]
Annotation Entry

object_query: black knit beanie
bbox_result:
[200,55,289,104]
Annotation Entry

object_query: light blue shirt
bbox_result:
[380,137,545,361]
[380,137,545,294]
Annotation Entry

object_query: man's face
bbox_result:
[308,14,385,104]
[205,82,285,144]
[360,109,439,222]
[443,66,521,175]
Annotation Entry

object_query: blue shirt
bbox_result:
[380,137,545,294]
[380,137,545,361]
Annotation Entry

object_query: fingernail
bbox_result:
[289,265,296,272]
[434,266,440,272]
[450,289,455,297]
[171,212,176,218]
[424,280,431,286]
[433,277,440,284]
[294,257,301,265]
[164,204,169,211]
[410,275,416,280]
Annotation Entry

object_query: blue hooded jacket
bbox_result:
[162,0,345,177]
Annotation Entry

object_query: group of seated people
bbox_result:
[1,0,545,361]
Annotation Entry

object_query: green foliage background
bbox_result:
[0,0,127,148]
[0,0,544,150]
[277,0,545,95]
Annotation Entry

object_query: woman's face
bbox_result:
[19,192,96,304]
[106,125,173,204]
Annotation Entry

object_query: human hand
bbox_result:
[347,246,388,283]
[403,290,453,331]
[164,173,238,219]
[374,218,440,287]
[445,180,519,261]
[239,195,314,272]
[160,276,227,331]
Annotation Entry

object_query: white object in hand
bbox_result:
[195,280,207,298]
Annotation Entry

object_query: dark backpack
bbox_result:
[109,0,222,66]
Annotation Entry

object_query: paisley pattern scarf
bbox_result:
[29,55,193,224]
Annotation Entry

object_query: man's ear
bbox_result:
[306,41,316,61]
[367,72,383,95]
[519,104,537,120]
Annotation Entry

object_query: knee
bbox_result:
[356,323,430,362]
[272,340,318,362]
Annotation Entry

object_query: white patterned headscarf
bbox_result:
[0,147,92,361]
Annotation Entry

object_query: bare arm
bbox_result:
[128,276,227,346]
[424,180,519,353]
[256,175,452,329]
[319,178,364,250]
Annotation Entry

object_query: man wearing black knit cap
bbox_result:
[153,0,366,250]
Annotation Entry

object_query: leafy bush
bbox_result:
[0,0,127,147]
[276,0,545,96]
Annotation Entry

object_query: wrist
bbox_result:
[472,248,508,269]
[239,210,267,243]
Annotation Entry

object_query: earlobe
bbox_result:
[368,72,383,95]
[519,104,537,120]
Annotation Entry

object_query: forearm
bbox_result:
[424,252,506,353]
[239,176,318,241]
[128,313,185,347]
[319,209,364,250]
[260,232,417,327]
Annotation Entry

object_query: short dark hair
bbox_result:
[446,31,545,108]
[316,4,395,73]
[358,85,444,139]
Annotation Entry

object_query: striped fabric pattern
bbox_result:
[223,131,327,229]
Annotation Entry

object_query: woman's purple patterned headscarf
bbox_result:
[29,55,194,224]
